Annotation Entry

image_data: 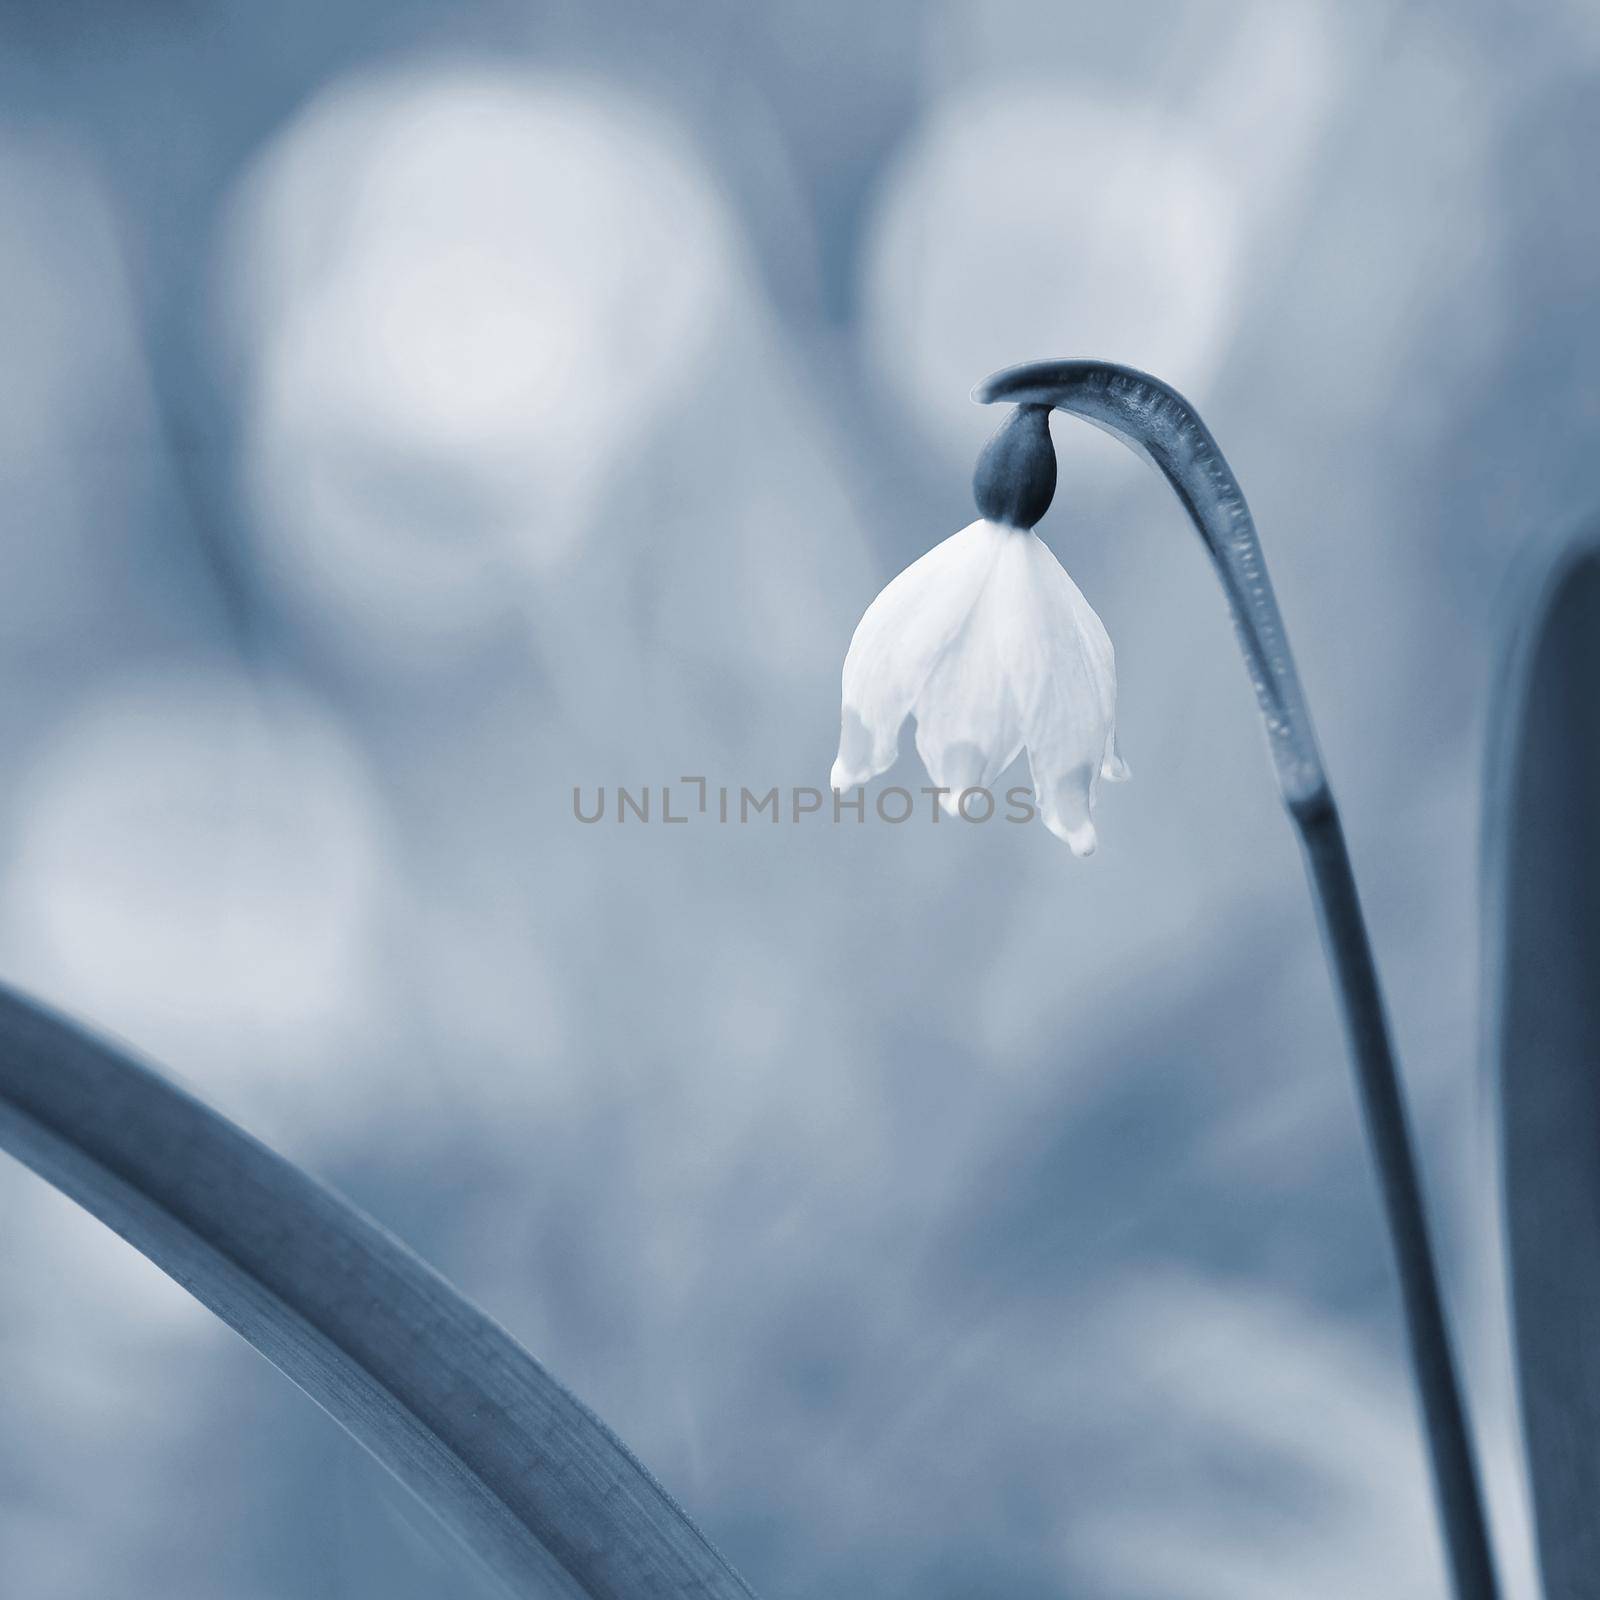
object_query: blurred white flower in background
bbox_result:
[0,674,389,1131]
[864,84,1242,453]
[218,66,738,665]
[832,516,1124,853]
[0,134,151,649]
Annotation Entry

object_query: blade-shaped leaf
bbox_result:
[1493,535,1600,1600]
[0,984,759,1600]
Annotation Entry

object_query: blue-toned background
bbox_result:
[2,2,1594,1594]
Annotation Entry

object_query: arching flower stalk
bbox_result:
[832,359,1499,1600]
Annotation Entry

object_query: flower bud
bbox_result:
[972,403,1056,530]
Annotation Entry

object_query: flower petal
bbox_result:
[831,520,1007,790]
[995,531,1119,853]
[911,529,1030,811]
[1029,752,1101,855]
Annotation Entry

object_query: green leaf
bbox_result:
[1492,531,1600,1600]
[0,985,759,1600]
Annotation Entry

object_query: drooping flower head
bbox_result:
[830,403,1125,854]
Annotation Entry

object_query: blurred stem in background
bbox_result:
[15,19,267,662]
[975,361,1499,1600]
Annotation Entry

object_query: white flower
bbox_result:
[830,518,1126,854]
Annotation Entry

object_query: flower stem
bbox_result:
[976,360,1499,1600]
[1294,791,1497,1600]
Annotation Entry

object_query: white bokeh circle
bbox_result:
[864,85,1243,451]
[2,673,388,1104]
[220,66,739,655]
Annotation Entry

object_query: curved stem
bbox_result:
[0,984,758,1600]
[977,360,1499,1600]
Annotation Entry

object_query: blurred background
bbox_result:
[1,1,1596,1595]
